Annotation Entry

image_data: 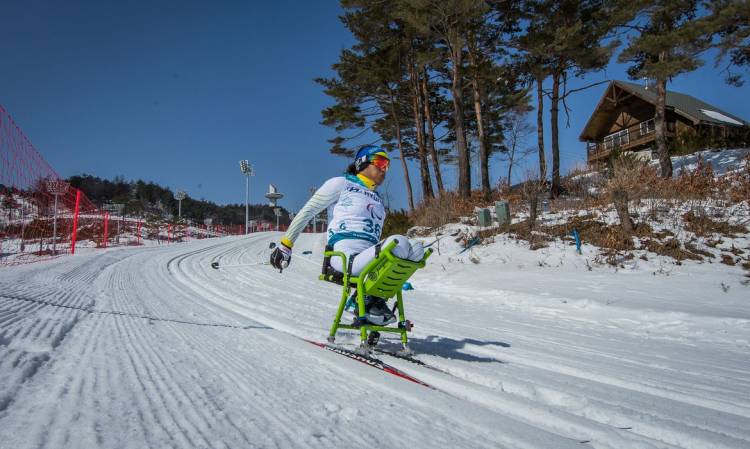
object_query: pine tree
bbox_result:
[466,20,494,198]
[512,18,552,187]
[701,0,750,86]
[618,0,711,178]
[404,29,436,199]
[317,0,420,209]
[397,0,488,198]
[421,68,446,194]
[519,0,617,197]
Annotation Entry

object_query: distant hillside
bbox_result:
[67,174,289,226]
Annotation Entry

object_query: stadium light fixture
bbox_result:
[239,160,254,234]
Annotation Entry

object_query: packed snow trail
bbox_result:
[0,232,748,449]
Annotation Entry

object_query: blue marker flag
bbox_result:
[572,229,582,255]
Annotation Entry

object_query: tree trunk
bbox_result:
[389,97,415,211]
[528,193,538,231]
[612,188,634,236]
[536,75,547,182]
[550,70,561,198]
[409,62,434,200]
[507,154,515,188]
[507,137,516,187]
[421,71,444,195]
[655,71,673,178]
[449,31,470,198]
[473,80,491,199]
[468,35,490,200]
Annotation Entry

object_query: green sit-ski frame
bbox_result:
[320,239,432,352]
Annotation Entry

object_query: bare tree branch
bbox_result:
[560,79,610,98]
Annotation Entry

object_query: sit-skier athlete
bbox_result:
[269,145,424,325]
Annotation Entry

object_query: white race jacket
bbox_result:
[282,174,385,250]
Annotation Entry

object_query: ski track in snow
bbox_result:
[0,232,748,449]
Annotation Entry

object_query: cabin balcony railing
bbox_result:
[586,119,671,162]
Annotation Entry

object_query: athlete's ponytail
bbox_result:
[345,162,359,175]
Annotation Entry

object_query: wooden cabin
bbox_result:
[580,80,748,166]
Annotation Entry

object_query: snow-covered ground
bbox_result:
[670,148,749,176]
[1,231,749,449]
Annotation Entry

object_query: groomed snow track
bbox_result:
[1,233,748,449]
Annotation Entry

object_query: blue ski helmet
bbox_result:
[354,145,390,172]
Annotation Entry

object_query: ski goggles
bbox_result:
[370,154,390,171]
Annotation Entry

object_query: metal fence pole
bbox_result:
[52,193,59,254]
[71,190,81,254]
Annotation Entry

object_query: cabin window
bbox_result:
[604,129,629,150]
[639,119,655,135]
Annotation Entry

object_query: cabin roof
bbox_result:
[579,80,747,141]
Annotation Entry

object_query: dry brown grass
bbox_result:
[605,156,659,236]
[651,155,750,204]
[684,241,714,258]
[642,238,703,261]
[728,155,750,202]
[543,216,650,251]
[682,210,747,237]
[411,191,469,228]
[411,189,521,229]
[406,152,749,264]
[728,245,745,256]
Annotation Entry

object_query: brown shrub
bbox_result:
[605,156,658,236]
[654,229,675,239]
[647,154,749,204]
[671,157,718,200]
[560,168,605,204]
[411,190,512,229]
[411,192,464,229]
[642,238,703,261]
[683,210,747,237]
[729,179,750,203]
[684,241,714,258]
[729,245,745,256]
[519,175,546,231]
[721,254,737,266]
[544,217,636,251]
[728,158,750,203]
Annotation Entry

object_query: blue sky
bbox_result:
[1,1,748,213]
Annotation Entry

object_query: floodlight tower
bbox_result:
[264,184,284,231]
[174,190,187,219]
[239,160,254,234]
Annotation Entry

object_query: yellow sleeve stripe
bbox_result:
[280,237,294,249]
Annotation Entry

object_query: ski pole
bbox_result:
[424,230,461,248]
[210,261,268,270]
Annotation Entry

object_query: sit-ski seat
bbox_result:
[319,238,432,353]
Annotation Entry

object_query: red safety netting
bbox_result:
[1,105,295,266]
[0,104,107,265]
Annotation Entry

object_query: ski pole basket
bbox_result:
[319,239,432,351]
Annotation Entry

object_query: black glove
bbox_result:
[269,241,292,272]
